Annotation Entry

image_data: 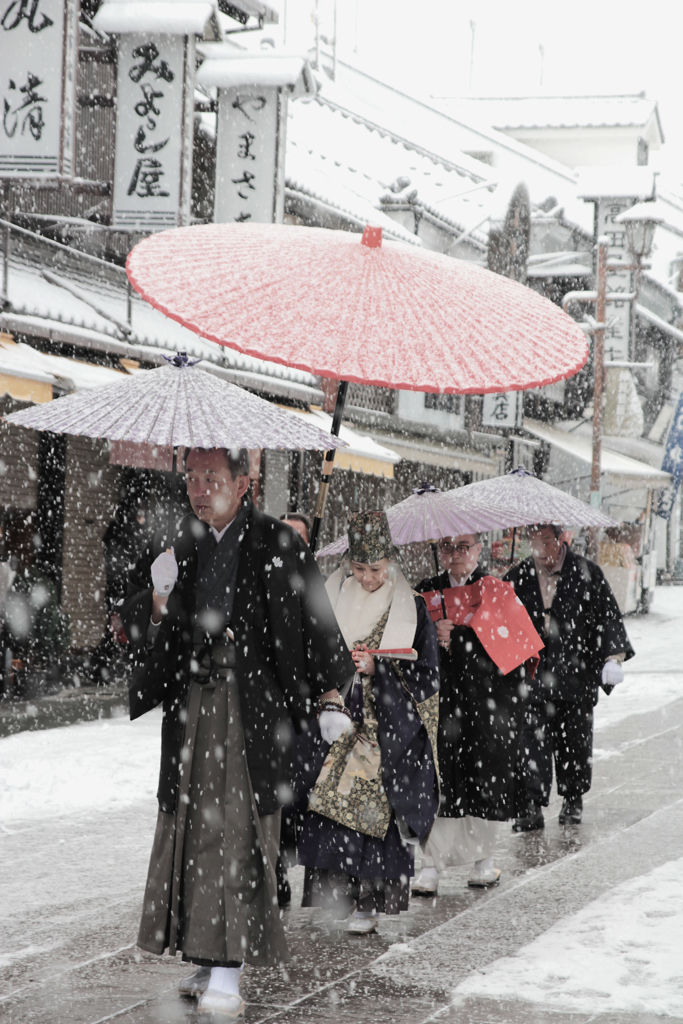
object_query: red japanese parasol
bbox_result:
[126,222,588,548]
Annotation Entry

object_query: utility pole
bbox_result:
[538,44,545,88]
[468,21,476,94]
[332,0,338,81]
[314,0,320,70]
[591,237,608,505]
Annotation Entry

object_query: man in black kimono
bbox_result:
[121,447,353,1019]
[505,524,634,830]
[412,534,528,895]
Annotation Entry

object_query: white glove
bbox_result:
[602,660,625,686]
[319,709,354,745]
[151,548,178,596]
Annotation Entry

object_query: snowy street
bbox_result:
[1,587,682,1024]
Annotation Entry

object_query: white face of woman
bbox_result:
[350,557,391,592]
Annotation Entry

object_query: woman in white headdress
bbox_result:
[297,510,440,934]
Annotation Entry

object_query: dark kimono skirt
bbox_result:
[297,598,440,915]
[415,568,528,822]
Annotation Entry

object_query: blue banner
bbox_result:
[656,393,683,519]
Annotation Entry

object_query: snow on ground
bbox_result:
[622,585,683,675]
[452,857,683,1016]
[594,671,683,732]
[2,589,683,827]
[593,586,683,732]
[0,708,161,825]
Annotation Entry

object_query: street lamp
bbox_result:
[615,201,664,364]
[560,204,663,557]
[614,201,664,261]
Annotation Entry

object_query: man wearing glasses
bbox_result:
[412,534,526,895]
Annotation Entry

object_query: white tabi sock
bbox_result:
[206,965,243,996]
[353,910,376,919]
[417,866,439,882]
[473,857,494,874]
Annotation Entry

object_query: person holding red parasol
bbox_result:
[412,533,536,895]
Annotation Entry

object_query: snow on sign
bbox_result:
[0,0,78,177]
[214,86,284,224]
[597,198,633,362]
[482,390,523,428]
[112,34,189,230]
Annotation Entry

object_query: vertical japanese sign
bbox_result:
[214,86,285,224]
[482,391,523,429]
[596,198,633,362]
[112,34,186,230]
[0,0,78,177]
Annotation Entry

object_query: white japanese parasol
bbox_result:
[4,355,348,451]
[316,482,523,558]
[456,466,618,529]
[5,355,348,538]
[316,471,616,559]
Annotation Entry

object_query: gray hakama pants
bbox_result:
[137,669,288,967]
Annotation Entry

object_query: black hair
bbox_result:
[438,532,482,544]
[184,447,250,480]
[528,522,563,539]
[280,512,313,537]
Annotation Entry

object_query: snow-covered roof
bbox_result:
[2,238,321,400]
[526,262,590,279]
[196,47,315,96]
[283,406,400,477]
[221,0,278,24]
[524,419,671,486]
[286,96,495,248]
[0,338,129,392]
[307,66,594,240]
[93,0,216,35]
[317,83,494,185]
[576,166,656,201]
[436,96,663,137]
[327,61,578,185]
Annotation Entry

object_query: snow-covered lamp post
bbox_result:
[577,168,656,365]
[571,174,661,560]
[196,51,315,224]
[615,200,664,395]
[615,201,663,261]
[92,0,217,232]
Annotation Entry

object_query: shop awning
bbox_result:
[368,434,501,478]
[0,337,128,402]
[282,408,400,478]
[0,335,56,403]
[524,419,671,487]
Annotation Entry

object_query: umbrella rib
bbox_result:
[38,376,165,440]
[141,368,183,447]
[178,372,195,449]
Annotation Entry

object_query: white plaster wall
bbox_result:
[397,389,466,431]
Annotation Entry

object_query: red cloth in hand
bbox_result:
[422,576,544,677]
